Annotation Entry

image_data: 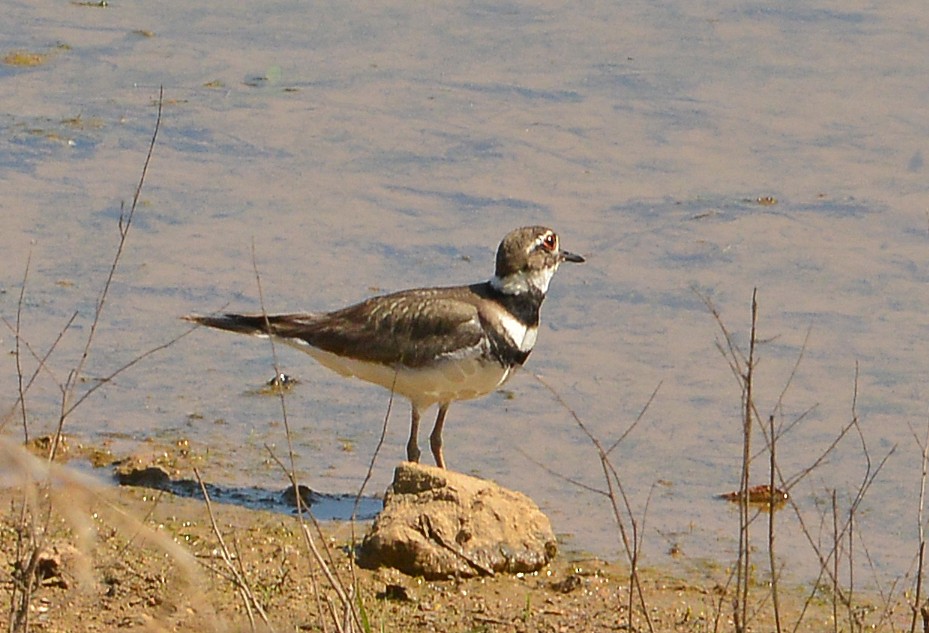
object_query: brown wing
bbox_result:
[184,287,486,368]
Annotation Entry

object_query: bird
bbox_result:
[183,225,584,469]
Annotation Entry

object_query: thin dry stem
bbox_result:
[54,85,164,460]
[733,288,758,633]
[12,253,30,442]
[909,412,929,633]
[1,310,79,436]
[768,414,782,633]
[530,371,655,633]
[695,288,892,633]
[353,373,396,522]
[6,88,170,633]
[194,468,273,632]
[248,240,362,632]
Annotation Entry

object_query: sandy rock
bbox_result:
[359,462,556,579]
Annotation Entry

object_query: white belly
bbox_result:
[295,345,512,408]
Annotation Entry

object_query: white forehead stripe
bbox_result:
[533,231,556,250]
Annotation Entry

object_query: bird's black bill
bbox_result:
[561,250,585,263]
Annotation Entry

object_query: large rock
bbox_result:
[359,462,557,579]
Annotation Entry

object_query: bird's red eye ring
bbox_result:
[542,233,557,251]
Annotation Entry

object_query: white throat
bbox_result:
[491,264,557,295]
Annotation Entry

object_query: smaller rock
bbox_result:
[376,584,413,602]
[19,544,82,589]
[550,573,583,594]
[359,462,557,579]
[113,455,171,487]
[280,483,320,508]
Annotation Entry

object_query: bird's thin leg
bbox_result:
[429,403,450,469]
[407,404,422,463]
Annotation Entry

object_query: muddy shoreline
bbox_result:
[1,439,909,632]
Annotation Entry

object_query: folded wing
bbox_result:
[184,289,486,369]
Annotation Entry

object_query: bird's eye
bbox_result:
[541,233,557,251]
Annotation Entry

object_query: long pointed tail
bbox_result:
[182,313,297,337]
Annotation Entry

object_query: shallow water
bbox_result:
[3,0,929,587]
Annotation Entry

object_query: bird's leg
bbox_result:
[429,403,450,469]
[407,405,422,463]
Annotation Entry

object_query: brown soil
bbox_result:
[1,470,911,633]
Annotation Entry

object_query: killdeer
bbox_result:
[184,226,584,469]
